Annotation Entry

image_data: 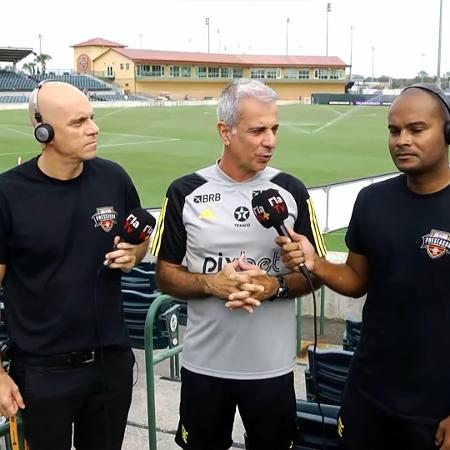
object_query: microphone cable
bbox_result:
[300,266,326,450]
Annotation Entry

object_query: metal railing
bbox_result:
[144,294,183,450]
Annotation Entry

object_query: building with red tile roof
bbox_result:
[72,38,349,100]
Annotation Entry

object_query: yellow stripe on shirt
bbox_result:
[306,197,327,257]
[150,197,168,257]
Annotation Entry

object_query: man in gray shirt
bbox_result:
[152,78,325,450]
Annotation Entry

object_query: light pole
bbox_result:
[217,29,221,53]
[371,46,375,83]
[205,17,210,53]
[349,26,355,80]
[326,3,331,56]
[437,0,443,88]
[286,18,290,56]
[421,53,426,82]
[138,33,143,49]
[38,34,43,55]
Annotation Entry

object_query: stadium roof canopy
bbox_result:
[0,47,34,63]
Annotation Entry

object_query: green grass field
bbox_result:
[0,103,396,250]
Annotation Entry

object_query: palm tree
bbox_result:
[34,53,52,74]
[22,62,36,75]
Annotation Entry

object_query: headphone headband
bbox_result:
[402,83,450,145]
[402,83,450,115]
[31,79,54,124]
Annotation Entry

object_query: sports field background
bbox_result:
[0,103,396,250]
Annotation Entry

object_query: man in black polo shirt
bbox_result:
[0,81,149,450]
[278,84,450,450]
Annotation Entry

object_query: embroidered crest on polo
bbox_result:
[421,229,450,259]
[91,206,118,232]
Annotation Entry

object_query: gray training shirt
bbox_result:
[152,162,325,379]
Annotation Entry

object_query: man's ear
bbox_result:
[217,121,231,146]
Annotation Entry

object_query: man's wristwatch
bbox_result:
[268,275,289,301]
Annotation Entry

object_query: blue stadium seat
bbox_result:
[245,400,340,449]
[342,319,361,351]
[122,289,169,349]
[33,73,111,91]
[0,70,36,91]
[305,346,353,406]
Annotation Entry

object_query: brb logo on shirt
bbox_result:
[193,193,221,204]
[91,206,118,232]
[421,229,450,259]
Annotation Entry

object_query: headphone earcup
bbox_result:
[34,123,54,144]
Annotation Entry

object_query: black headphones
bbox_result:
[31,80,55,144]
[402,83,450,145]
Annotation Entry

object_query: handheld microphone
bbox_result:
[251,189,310,279]
[103,208,156,266]
[252,189,324,442]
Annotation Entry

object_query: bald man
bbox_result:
[277,85,450,450]
[0,81,149,450]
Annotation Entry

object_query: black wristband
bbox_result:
[268,275,289,301]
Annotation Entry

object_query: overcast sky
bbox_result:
[2,0,448,79]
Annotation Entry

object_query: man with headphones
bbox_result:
[0,81,149,450]
[276,83,450,450]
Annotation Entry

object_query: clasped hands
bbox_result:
[219,230,314,313]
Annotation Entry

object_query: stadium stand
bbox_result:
[245,401,340,449]
[121,262,184,351]
[32,73,112,91]
[0,95,29,104]
[294,400,341,449]
[92,92,130,101]
[305,346,353,406]
[342,319,362,352]
[0,70,36,91]
[0,70,147,104]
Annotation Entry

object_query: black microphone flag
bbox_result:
[252,189,309,278]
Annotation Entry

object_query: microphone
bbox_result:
[103,208,156,266]
[251,189,310,279]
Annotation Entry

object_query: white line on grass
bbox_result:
[0,137,181,157]
[280,122,313,134]
[94,107,131,121]
[326,107,345,116]
[312,107,359,134]
[0,126,33,138]
[0,151,37,157]
[99,138,180,149]
[285,127,312,134]
[102,131,178,140]
[0,123,30,129]
[313,94,386,135]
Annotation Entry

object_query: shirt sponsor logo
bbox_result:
[91,206,118,232]
[199,208,216,220]
[202,251,281,273]
[234,206,250,227]
[193,193,221,204]
[421,229,450,259]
